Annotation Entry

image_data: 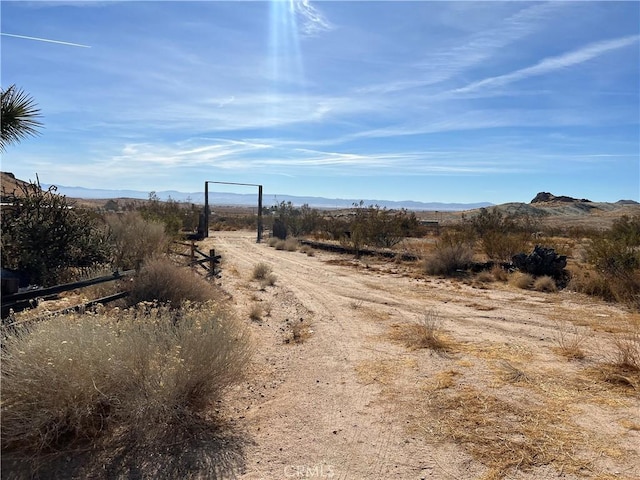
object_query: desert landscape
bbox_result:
[203,230,639,480]
[2,177,639,480]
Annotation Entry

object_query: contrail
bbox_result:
[0,32,91,48]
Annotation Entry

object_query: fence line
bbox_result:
[1,270,135,319]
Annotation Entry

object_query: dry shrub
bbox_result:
[567,265,614,299]
[553,321,588,360]
[1,303,251,457]
[509,271,534,290]
[532,275,557,293]
[252,262,272,280]
[260,273,277,288]
[481,231,529,262]
[128,257,218,306]
[284,318,311,344]
[611,328,640,373]
[284,238,299,252]
[267,237,279,247]
[274,240,286,251]
[475,270,495,284]
[299,244,314,256]
[389,309,451,352]
[249,303,263,321]
[490,264,509,282]
[106,212,168,271]
[423,233,474,276]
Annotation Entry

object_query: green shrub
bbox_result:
[1,303,251,455]
[128,257,218,306]
[1,180,111,286]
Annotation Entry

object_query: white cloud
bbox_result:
[456,35,640,94]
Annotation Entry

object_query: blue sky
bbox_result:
[1,0,638,204]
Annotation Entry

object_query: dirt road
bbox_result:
[204,231,639,480]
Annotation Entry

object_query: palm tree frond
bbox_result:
[1,84,44,151]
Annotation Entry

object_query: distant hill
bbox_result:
[37,183,494,212]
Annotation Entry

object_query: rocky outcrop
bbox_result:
[512,246,567,278]
[531,192,591,204]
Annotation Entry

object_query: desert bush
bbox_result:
[106,212,168,271]
[611,328,640,372]
[586,216,640,309]
[267,237,279,247]
[299,244,314,256]
[284,238,299,251]
[1,303,251,454]
[139,192,199,237]
[461,207,532,261]
[389,309,450,352]
[423,231,474,276]
[554,321,587,360]
[275,240,287,250]
[128,257,218,306]
[475,270,495,283]
[249,303,263,321]
[510,272,534,290]
[252,262,272,280]
[260,273,277,289]
[490,264,509,282]
[533,275,557,293]
[1,180,112,285]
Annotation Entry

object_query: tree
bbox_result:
[1,84,44,151]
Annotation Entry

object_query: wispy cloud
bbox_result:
[293,0,332,37]
[456,34,640,93]
[0,32,91,48]
[358,2,568,95]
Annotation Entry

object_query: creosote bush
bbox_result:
[423,231,474,276]
[1,302,251,454]
[128,257,218,306]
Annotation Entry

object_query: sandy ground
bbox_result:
[201,231,639,480]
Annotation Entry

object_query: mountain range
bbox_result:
[41,184,494,211]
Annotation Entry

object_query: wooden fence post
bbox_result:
[209,249,216,274]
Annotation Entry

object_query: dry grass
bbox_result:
[284,238,299,252]
[106,212,168,271]
[260,273,277,289]
[252,262,272,280]
[284,318,312,344]
[1,303,251,462]
[267,237,279,247]
[418,385,601,479]
[128,256,219,306]
[509,271,534,290]
[274,240,286,250]
[490,264,509,282]
[249,303,263,321]
[388,309,452,352]
[532,275,558,293]
[553,321,588,360]
[474,270,495,284]
[299,244,315,256]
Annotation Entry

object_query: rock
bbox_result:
[530,192,591,204]
[512,246,567,278]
